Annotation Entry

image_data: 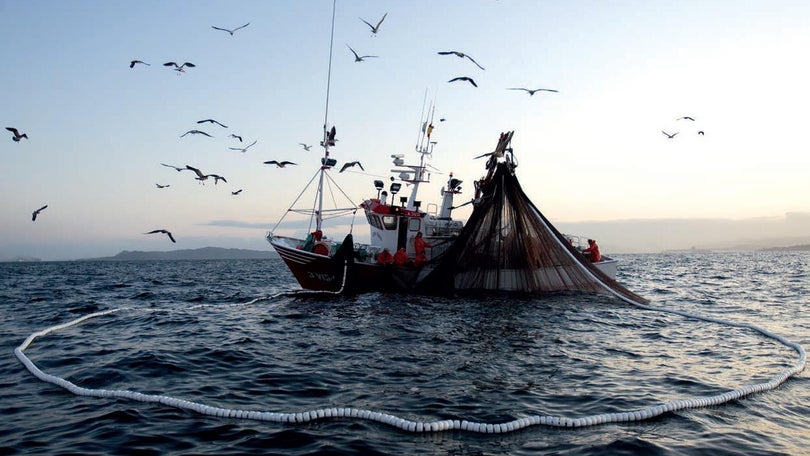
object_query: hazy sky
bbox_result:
[2,1,809,260]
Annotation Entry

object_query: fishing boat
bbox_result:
[266,124,620,294]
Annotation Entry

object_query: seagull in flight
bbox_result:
[161,163,187,172]
[321,126,337,147]
[156,183,170,189]
[662,130,679,139]
[185,165,209,183]
[197,119,228,128]
[145,229,176,243]
[438,51,485,70]
[207,174,227,185]
[299,143,312,151]
[163,62,196,73]
[232,189,243,195]
[229,134,243,142]
[211,22,250,36]
[31,205,47,221]
[6,127,28,142]
[507,87,558,96]
[181,130,213,138]
[129,60,150,68]
[677,116,696,121]
[264,160,297,168]
[229,139,257,153]
[448,76,477,87]
[347,45,377,62]
[340,161,364,173]
[360,12,387,35]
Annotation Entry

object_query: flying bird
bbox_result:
[340,161,364,173]
[229,139,257,153]
[677,116,696,121]
[507,87,558,96]
[145,229,176,243]
[161,163,187,172]
[156,183,170,189]
[698,131,705,135]
[211,22,250,36]
[264,160,297,168]
[299,143,312,151]
[163,62,196,73]
[197,119,228,128]
[31,205,47,221]
[437,51,485,70]
[207,174,227,185]
[181,130,213,138]
[229,134,243,142]
[185,165,208,183]
[321,126,337,147]
[129,60,150,68]
[347,45,377,62]
[232,189,243,195]
[6,127,28,142]
[448,76,477,87]
[662,130,679,139]
[360,12,387,35]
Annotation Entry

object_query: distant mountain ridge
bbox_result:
[87,247,279,261]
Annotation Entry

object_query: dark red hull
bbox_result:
[271,239,422,293]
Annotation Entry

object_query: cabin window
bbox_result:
[408,218,421,231]
[381,215,397,230]
[366,213,383,230]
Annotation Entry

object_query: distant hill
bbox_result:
[760,244,810,252]
[86,247,279,261]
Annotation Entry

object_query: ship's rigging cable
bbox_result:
[15,296,805,434]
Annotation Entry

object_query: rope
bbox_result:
[14,291,805,433]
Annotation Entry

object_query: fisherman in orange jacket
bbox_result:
[393,247,409,266]
[582,239,602,262]
[413,231,432,266]
[376,248,394,265]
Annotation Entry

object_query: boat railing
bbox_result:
[425,202,439,217]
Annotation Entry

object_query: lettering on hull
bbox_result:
[307,271,336,282]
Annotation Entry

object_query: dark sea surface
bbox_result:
[1,252,807,455]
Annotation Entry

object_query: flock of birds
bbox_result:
[8,12,703,246]
[662,116,706,139]
[347,13,558,96]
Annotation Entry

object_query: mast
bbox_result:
[316,0,338,233]
[396,101,435,210]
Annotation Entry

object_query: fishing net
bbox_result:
[421,132,648,304]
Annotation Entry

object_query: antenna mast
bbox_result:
[315,0,338,232]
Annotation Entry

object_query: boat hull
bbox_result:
[270,235,617,293]
[270,236,427,293]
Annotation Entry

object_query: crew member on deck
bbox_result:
[376,248,394,265]
[413,231,432,266]
[582,239,602,262]
[393,247,409,266]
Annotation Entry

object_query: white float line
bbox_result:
[14,292,806,434]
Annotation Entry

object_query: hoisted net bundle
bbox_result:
[423,132,648,305]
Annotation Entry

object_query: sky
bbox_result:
[2,0,809,260]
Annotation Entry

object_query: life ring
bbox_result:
[312,241,330,256]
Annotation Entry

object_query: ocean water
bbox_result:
[1,252,807,455]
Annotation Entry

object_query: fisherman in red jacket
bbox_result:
[582,239,602,262]
[376,248,394,265]
[393,247,409,266]
[413,231,432,266]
